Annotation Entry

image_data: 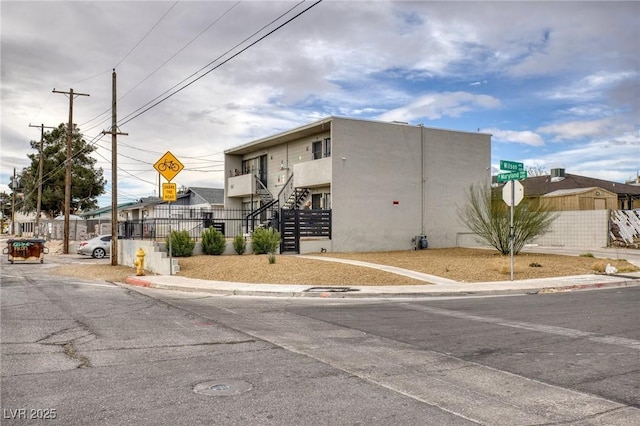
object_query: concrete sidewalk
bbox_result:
[125,246,640,298]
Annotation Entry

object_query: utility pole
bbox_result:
[29,123,55,237]
[11,168,16,235]
[102,70,127,266]
[53,88,89,254]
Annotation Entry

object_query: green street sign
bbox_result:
[497,170,527,182]
[500,160,524,172]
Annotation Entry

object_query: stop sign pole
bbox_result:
[499,161,526,280]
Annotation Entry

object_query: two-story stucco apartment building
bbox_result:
[224,117,491,253]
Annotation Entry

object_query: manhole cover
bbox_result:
[193,380,252,396]
[305,287,359,293]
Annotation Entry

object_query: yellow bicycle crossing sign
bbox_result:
[154,151,184,182]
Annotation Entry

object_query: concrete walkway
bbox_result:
[125,246,640,298]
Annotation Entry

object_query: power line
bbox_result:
[119,0,322,127]
[80,1,240,133]
[114,0,180,70]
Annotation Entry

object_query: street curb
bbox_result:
[124,275,640,298]
[125,276,152,287]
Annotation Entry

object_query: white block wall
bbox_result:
[532,210,609,248]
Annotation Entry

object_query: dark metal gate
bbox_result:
[279,209,331,254]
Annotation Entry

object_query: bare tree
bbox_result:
[458,183,557,255]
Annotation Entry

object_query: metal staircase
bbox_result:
[282,188,310,210]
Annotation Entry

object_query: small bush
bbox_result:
[268,253,276,264]
[580,252,594,258]
[529,262,542,268]
[202,227,226,255]
[252,227,280,255]
[166,230,195,257]
[233,234,246,255]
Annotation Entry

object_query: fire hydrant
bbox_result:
[134,248,145,276]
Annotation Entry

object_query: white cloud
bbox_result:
[544,71,638,102]
[1,1,638,204]
[484,129,545,147]
[377,92,500,122]
[537,118,612,142]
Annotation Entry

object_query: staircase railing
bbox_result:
[246,175,277,232]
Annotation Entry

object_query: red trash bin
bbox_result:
[4,239,49,264]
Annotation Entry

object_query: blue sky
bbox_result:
[1,1,638,209]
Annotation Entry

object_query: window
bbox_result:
[311,194,322,209]
[324,138,331,158]
[312,141,322,160]
[323,192,331,210]
[241,155,268,185]
[312,138,331,160]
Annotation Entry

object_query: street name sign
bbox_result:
[497,170,527,182]
[154,151,184,182]
[500,160,524,172]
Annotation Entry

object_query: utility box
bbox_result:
[412,235,428,250]
[4,239,49,264]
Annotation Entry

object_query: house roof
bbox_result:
[541,187,614,198]
[120,197,164,211]
[80,202,138,217]
[185,187,224,204]
[522,173,640,197]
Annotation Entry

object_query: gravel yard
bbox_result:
[45,241,639,286]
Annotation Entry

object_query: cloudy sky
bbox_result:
[1,0,639,208]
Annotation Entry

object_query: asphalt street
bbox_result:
[2,254,639,425]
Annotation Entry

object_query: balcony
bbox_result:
[227,173,255,197]
[293,157,332,188]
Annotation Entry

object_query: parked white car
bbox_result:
[77,234,115,259]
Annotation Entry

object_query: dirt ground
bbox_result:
[47,241,639,286]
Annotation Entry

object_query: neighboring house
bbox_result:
[156,187,225,219]
[119,188,225,239]
[539,187,618,211]
[119,196,164,221]
[224,116,491,253]
[80,202,137,220]
[521,169,640,210]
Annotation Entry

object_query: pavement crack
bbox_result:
[86,339,257,352]
[62,341,92,369]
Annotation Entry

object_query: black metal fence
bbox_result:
[118,208,332,243]
[119,209,247,241]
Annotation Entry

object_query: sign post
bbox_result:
[499,160,526,281]
[154,152,184,275]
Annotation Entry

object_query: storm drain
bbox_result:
[305,287,359,293]
[193,380,252,396]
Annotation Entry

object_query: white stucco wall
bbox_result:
[330,118,490,252]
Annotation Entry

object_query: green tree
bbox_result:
[458,183,557,255]
[0,192,11,230]
[16,123,106,217]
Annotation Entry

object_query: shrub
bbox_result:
[166,230,195,257]
[251,227,280,255]
[233,234,246,255]
[580,252,594,257]
[458,183,557,255]
[268,253,276,264]
[202,227,226,255]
